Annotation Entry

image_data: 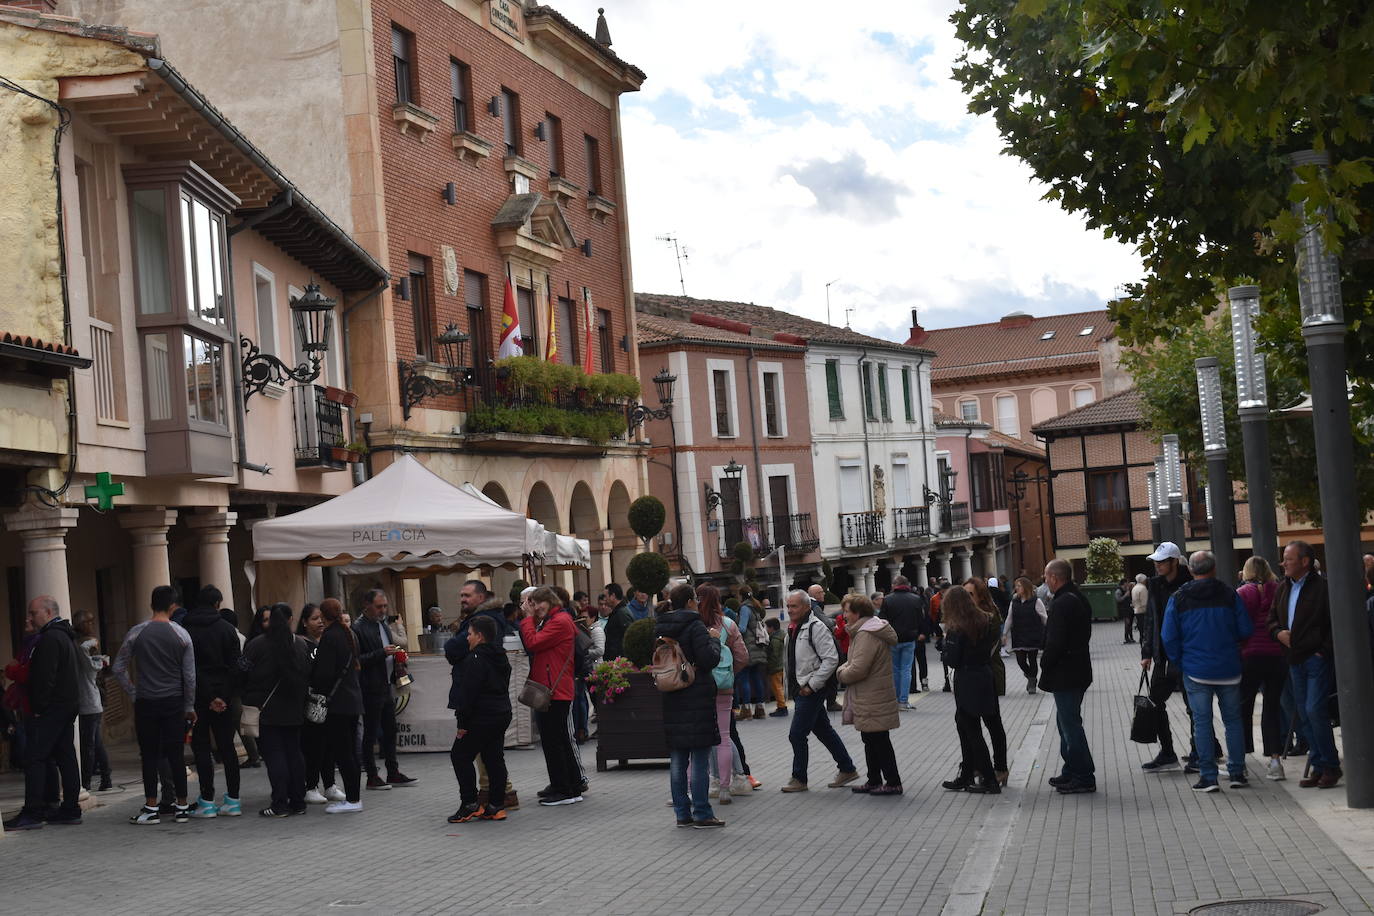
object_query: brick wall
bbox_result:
[373,0,630,399]
[1056,514,1087,547]
[1049,437,1081,470]
[1055,470,1086,513]
[1084,432,1124,468]
[1124,429,1156,464]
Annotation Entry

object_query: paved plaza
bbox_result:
[4,635,1372,916]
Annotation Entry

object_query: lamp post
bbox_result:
[1161,435,1186,550]
[704,459,744,565]
[1228,285,1278,566]
[1147,471,1162,545]
[1289,149,1374,808]
[1195,357,1237,584]
[240,281,336,407]
[397,324,474,420]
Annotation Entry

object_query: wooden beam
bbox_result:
[58,72,147,103]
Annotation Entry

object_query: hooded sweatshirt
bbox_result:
[27,617,81,715]
[1161,576,1253,682]
[454,641,513,732]
[181,605,243,706]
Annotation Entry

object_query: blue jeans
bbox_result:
[1182,677,1245,782]
[891,641,916,702]
[669,746,714,822]
[789,691,855,782]
[1052,689,1095,784]
[1290,655,1339,771]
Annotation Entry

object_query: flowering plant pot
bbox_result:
[594,669,669,772]
[588,657,635,704]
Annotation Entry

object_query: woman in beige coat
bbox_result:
[837,594,902,795]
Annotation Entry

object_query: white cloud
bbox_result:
[558,1,1142,333]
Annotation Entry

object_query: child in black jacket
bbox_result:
[448,616,513,823]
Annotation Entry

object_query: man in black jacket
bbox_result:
[448,615,513,823]
[5,596,82,830]
[182,586,243,818]
[444,580,517,808]
[599,584,633,661]
[881,576,924,709]
[353,589,415,789]
[1040,560,1096,795]
[1140,541,1210,773]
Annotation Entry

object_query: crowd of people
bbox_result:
[0,534,1360,830]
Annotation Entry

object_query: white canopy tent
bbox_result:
[457,482,591,570]
[253,454,540,569]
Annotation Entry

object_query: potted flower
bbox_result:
[593,617,670,771]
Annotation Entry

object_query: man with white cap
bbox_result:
[1139,542,1191,772]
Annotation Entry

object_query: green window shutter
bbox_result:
[860,363,875,420]
[877,363,890,420]
[825,359,843,419]
[902,367,914,421]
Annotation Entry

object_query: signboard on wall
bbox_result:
[487,0,524,41]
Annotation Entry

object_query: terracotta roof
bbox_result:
[635,292,929,356]
[1,332,81,356]
[933,410,988,429]
[636,313,803,352]
[919,309,1113,382]
[0,6,159,54]
[983,428,1046,458]
[1030,388,1142,436]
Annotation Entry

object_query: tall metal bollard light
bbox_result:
[1290,149,1374,808]
[1195,357,1237,584]
[1228,285,1279,566]
[1162,435,1187,550]
[1147,471,1162,546]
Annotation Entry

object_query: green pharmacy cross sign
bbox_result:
[84,472,124,510]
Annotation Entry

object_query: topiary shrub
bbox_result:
[1085,537,1124,584]
[508,579,529,605]
[626,551,671,597]
[621,617,657,667]
[732,541,755,564]
[628,495,666,542]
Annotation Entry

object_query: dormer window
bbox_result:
[1040,330,1055,340]
[1079,326,1093,336]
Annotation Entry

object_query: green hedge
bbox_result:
[467,403,628,444]
[497,356,640,401]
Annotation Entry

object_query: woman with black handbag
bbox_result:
[241,603,312,817]
[518,587,583,807]
[940,587,1003,795]
[312,598,364,814]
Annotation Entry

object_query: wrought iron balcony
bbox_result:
[839,510,886,550]
[293,384,350,470]
[719,516,770,559]
[769,513,819,552]
[939,501,970,538]
[893,506,932,541]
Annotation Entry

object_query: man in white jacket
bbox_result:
[780,591,858,793]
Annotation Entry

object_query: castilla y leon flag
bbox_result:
[544,280,559,363]
[581,286,595,375]
[498,274,523,359]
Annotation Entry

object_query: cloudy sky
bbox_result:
[557,1,1143,338]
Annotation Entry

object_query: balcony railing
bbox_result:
[294,384,348,470]
[769,513,819,552]
[719,516,770,559]
[839,510,886,550]
[939,502,970,538]
[893,506,931,541]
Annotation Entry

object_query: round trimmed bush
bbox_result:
[621,618,658,667]
[628,495,666,541]
[626,551,671,598]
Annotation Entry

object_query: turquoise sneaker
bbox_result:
[218,795,242,817]
[188,797,219,819]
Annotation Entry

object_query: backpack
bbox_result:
[649,636,696,692]
[573,622,594,680]
[753,618,770,647]
[804,616,843,700]
[711,623,735,690]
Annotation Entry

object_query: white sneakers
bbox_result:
[729,774,751,795]
[708,778,720,799]
[325,785,347,802]
[1266,758,1287,781]
[324,800,363,814]
[304,788,328,805]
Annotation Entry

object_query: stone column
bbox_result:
[186,510,237,598]
[911,551,929,588]
[884,560,902,589]
[4,505,80,617]
[954,548,973,582]
[586,530,612,593]
[400,577,423,653]
[933,550,951,582]
[981,543,998,580]
[120,509,178,611]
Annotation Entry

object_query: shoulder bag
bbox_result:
[1129,668,1158,744]
[240,680,279,738]
[306,656,351,725]
[518,641,572,713]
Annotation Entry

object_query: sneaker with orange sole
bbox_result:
[747,775,762,790]
[480,806,507,821]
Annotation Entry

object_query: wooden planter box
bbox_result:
[595,671,670,771]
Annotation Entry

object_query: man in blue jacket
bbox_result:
[1162,551,1253,793]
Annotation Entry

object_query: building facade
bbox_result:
[0,7,386,663]
[634,311,820,599]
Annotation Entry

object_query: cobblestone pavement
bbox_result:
[5,634,1372,916]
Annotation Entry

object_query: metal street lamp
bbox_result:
[1228,284,1278,566]
[1147,470,1162,545]
[1289,149,1374,808]
[703,458,742,513]
[628,368,676,430]
[1195,357,1236,584]
[1161,435,1186,549]
[397,323,476,420]
[240,280,336,406]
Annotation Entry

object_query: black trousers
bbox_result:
[300,720,335,790]
[325,714,362,802]
[955,708,994,779]
[534,699,581,794]
[452,720,510,807]
[1014,650,1039,682]
[135,697,187,802]
[912,641,929,682]
[728,710,750,776]
[259,724,305,810]
[860,730,901,786]
[78,711,111,789]
[1123,612,1135,641]
[360,692,398,778]
[22,706,79,817]
[1149,660,1181,757]
[1240,654,1288,757]
[191,705,240,800]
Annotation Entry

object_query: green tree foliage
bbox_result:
[1085,537,1124,584]
[951,1,1374,477]
[628,496,666,542]
[1120,311,1339,521]
[626,551,670,598]
[621,618,658,668]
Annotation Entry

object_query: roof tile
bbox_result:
[636,313,803,351]
[921,310,1114,381]
[1030,388,1142,436]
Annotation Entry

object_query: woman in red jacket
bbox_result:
[518,587,583,807]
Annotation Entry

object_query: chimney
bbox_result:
[999,311,1033,329]
[594,7,612,46]
[906,308,929,347]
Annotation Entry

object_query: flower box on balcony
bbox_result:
[329,446,362,464]
[321,386,359,408]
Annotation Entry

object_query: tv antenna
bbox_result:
[844,307,856,329]
[825,278,840,325]
[657,234,690,295]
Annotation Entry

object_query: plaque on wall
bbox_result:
[487,0,524,42]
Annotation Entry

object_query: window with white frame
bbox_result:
[959,398,979,422]
[1072,385,1096,408]
[709,363,737,438]
[760,363,785,437]
[995,393,1018,438]
[252,265,279,357]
